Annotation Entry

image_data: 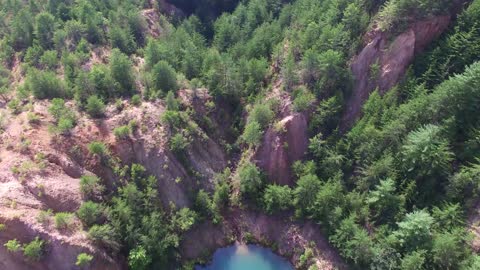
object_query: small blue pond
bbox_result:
[195,244,294,270]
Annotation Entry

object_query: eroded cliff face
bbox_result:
[341,15,452,129]
[0,102,125,270]
[255,113,308,186]
[253,82,310,186]
[0,93,228,269]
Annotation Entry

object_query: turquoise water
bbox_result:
[195,244,294,270]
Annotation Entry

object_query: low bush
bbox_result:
[76,252,94,267]
[77,201,103,227]
[113,125,131,140]
[23,237,44,261]
[86,95,105,118]
[4,239,21,252]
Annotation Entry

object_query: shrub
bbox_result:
[48,98,67,121]
[7,98,21,114]
[131,94,142,106]
[39,50,58,70]
[249,103,274,128]
[23,237,44,261]
[86,95,105,118]
[76,253,94,267]
[26,69,65,99]
[151,61,177,93]
[88,224,120,251]
[263,185,293,214]
[114,125,131,140]
[54,212,73,230]
[4,239,22,252]
[293,87,316,112]
[77,201,103,227]
[238,162,263,199]
[195,189,213,217]
[110,49,136,96]
[88,142,108,156]
[56,117,75,134]
[173,208,198,232]
[241,121,263,146]
[80,175,105,199]
[169,133,190,156]
[165,91,179,111]
[128,246,151,270]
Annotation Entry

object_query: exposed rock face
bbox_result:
[255,113,309,186]
[180,209,346,270]
[0,106,124,270]
[341,15,452,129]
[109,98,228,208]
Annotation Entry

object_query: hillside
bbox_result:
[1,0,480,269]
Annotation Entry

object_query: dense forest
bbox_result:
[1,0,480,269]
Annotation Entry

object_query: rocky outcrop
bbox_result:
[180,209,346,270]
[255,113,309,186]
[341,15,452,129]
[108,100,227,207]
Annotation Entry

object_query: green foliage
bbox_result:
[448,160,480,204]
[4,239,22,252]
[367,178,404,224]
[169,133,190,156]
[263,185,292,214]
[248,103,274,128]
[80,175,105,199]
[238,162,263,200]
[393,210,434,252]
[377,0,450,30]
[151,61,178,93]
[114,125,131,140]
[293,174,321,217]
[110,49,136,96]
[331,215,374,267]
[39,50,58,70]
[293,86,316,112]
[35,12,55,49]
[23,237,44,261]
[48,98,76,134]
[402,124,453,178]
[431,231,468,269]
[241,121,263,146]
[173,208,198,232]
[165,91,180,111]
[88,224,120,252]
[0,65,10,100]
[128,246,151,270]
[76,253,94,267]
[131,94,142,106]
[85,95,105,118]
[400,250,426,270]
[54,212,73,230]
[26,69,65,99]
[88,141,108,156]
[77,201,103,227]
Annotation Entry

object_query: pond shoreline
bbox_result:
[180,208,347,270]
[194,243,294,270]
